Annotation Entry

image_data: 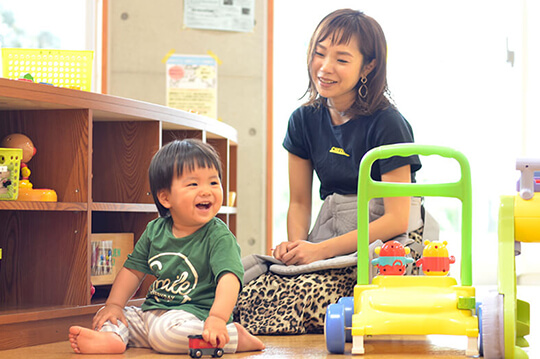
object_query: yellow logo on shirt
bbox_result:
[329,147,350,157]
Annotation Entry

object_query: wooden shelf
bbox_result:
[0,78,238,350]
[91,202,158,212]
[0,201,87,211]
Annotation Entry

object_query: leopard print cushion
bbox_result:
[234,266,357,335]
[234,228,424,335]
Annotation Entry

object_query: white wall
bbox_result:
[108,0,267,256]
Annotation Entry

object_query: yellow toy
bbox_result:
[0,133,57,201]
[415,240,456,276]
[325,144,479,356]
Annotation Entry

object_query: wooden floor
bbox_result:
[1,286,539,358]
[0,334,484,359]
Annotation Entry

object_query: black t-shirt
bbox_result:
[283,104,422,200]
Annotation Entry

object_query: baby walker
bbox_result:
[326,144,479,356]
[324,143,532,358]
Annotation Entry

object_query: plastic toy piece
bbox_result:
[495,194,530,359]
[478,292,505,358]
[371,240,413,275]
[0,148,22,200]
[325,144,479,357]
[516,158,540,200]
[415,240,455,276]
[188,335,224,358]
[0,133,57,202]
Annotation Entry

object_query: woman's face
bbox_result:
[310,34,364,107]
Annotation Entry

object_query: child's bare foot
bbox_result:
[69,326,126,354]
[235,323,265,352]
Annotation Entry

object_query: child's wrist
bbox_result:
[104,302,124,310]
[207,313,228,323]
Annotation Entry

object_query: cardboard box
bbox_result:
[91,233,134,285]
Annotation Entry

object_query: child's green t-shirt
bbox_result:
[124,216,244,322]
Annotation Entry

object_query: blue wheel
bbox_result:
[325,303,345,354]
[338,297,354,342]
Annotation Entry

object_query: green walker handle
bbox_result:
[357,144,473,286]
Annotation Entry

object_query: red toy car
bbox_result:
[188,335,224,358]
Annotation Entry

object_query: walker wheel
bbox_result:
[338,297,354,342]
[325,303,346,354]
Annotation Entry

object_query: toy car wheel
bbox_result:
[325,303,346,354]
[213,348,224,357]
[338,296,354,342]
[480,292,505,359]
[190,348,203,358]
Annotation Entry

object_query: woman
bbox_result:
[235,8,423,335]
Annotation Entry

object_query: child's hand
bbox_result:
[203,315,229,348]
[92,303,127,331]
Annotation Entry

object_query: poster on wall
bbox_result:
[166,54,217,119]
[183,0,255,33]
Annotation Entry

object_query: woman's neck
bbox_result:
[327,98,353,125]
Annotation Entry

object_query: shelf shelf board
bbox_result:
[0,298,145,326]
[0,78,238,143]
[91,202,158,212]
[0,202,237,214]
[0,201,87,211]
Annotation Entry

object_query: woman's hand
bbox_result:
[203,315,229,348]
[274,240,325,265]
[92,303,127,330]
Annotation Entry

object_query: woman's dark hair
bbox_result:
[304,8,391,116]
[149,139,222,217]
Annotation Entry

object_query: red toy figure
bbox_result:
[371,240,414,275]
[416,240,456,276]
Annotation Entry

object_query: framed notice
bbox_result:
[183,0,255,33]
[166,54,217,119]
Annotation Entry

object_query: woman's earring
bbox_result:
[358,76,368,99]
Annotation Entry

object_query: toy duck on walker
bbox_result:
[0,133,57,201]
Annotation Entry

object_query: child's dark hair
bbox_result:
[149,139,223,217]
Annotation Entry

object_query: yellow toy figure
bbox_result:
[0,133,57,201]
[415,240,455,276]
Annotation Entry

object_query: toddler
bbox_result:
[69,139,264,354]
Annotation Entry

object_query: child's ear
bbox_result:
[157,189,172,209]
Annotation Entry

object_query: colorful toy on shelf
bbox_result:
[415,240,455,276]
[325,144,479,356]
[188,335,224,358]
[17,73,34,83]
[0,133,57,202]
[477,158,534,359]
[371,240,413,275]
